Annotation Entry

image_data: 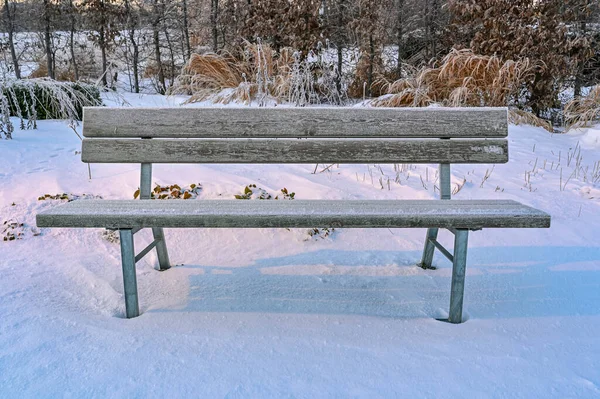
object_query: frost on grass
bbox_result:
[234,184,334,241]
[0,79,101,139]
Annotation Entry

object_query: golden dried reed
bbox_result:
[372,49,537,108]
[564,85,600,130]
[508,109,553,132]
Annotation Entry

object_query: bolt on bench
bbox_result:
[36,107,551,323]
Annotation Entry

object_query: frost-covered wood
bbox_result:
[81,138,509,164]
[82,107,509,138]
[39,105,549,322]
[36,199,551,229]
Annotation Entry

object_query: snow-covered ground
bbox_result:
[1,94,600,398]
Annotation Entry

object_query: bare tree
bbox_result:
[81,0,120,87]
[42,0,55,79]
[211,0,218,51]
[3,0,20,78]
[181,0,191,58]
[123,0,140,92]
[65,0,80,81]
[151,0,166,93]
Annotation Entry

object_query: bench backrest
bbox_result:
[81,107,509,165]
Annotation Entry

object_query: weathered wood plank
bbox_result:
[82,107,508,139]
[36,200,551,229]
[81,138,509,164]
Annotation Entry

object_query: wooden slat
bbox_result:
[82,107,508,139]
[81,138,509,164]
[36,200,551,229]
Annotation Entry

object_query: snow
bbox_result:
[568,125,600,150]
[1,94,600,397]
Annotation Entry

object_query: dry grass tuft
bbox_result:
[564,85,600,130]
[172,52,244,103]
[172,41,345,105]
[372,49,537,108]
[508,109,553,132]
[29,60,76,82]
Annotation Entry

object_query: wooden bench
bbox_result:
[36,107,551,323]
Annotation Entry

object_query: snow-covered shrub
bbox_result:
[306,227,335,240]
[37,193,102,202]
[101,229,120,244]
[2,220,25,241]
[134,183,203,200]
[234,184,273,200]
[1,219,41,242]
[0,79,101,139]
[234,184,334,241]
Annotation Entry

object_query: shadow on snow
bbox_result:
[148,246,600,320]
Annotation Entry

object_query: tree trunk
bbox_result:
[4,0,21,79]
[431,0,439,57]
[367,34,374,98]
[182,0,191,58]
[43,0,54,79]
[131,31,140,93]
[336,45,343,94]
[574,18,588,98]
[396,0,404,79]
[69,0,79,81]
[152,1,166,94]
[424,0,430,60]
[124,0,139,93]
[334,0,345,93]
[100,25,108,87]
[163,24,176,88]
[211,0,219,51]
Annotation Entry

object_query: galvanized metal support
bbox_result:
[139,162,171,271]
[140,163,153,200]
[439,163,451,200]
[419,228,439,269]
[151,227,171,271]
[429,237,454,263]
[420,163,452,269]
[135,238,161,263]
[449,229,469,324]
[119,229,140,318]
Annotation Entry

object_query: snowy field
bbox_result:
[1,94,600,398]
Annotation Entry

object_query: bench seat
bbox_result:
[37,199,550,230]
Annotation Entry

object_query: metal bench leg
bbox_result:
[139,162,171,271]
[419,228,439,269]
[152,227,171,271]
[449,229,469,324]
[119,229,140,318]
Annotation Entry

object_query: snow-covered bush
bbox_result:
[37,193,103,202]
[134,183,203,200]
[0,79,101,139]
[234,184,333,241]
